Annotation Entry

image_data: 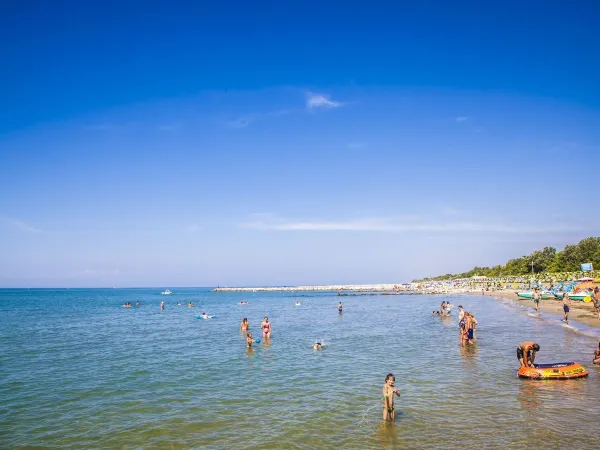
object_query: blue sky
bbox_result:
[1,1,599,287]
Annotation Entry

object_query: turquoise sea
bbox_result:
[1,288,599,449]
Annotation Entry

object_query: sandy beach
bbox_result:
[484,290,600,328]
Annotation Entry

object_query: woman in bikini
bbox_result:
[261,316,272,339]
[240,318,249,332]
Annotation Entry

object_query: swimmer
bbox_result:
[122,301,131,308]
[338,302,343,313]
[594,342,600,365]
[176,302,182,306]
[382,373,400,421]
[432,311,438,316]
[240,301,248,305]
[517,341,540,368]
[135,301,140,307]
[188,302,194,308]
[313,342,323,350]
[160,301,165,311]
[246,332,254,348]
[261,316,271,339]
[240,318,249,331]
[295,301,301,306]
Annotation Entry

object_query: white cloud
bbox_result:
[306,92,342,110]
[240,215,585,234]
[5,218,41,233]
[455,116,469,122]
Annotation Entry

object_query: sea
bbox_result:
[1,288,599,449]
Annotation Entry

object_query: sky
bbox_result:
[1,1,599,287]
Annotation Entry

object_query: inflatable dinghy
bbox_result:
[518,362,588,380]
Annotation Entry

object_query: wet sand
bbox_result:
[484,290,600,328]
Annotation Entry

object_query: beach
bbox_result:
[484,289,600,328]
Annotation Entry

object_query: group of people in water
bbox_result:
[122,301,140,307]
[433,301,478,347]
[240,316,271,348]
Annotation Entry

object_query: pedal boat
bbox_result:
[518,362,588,380]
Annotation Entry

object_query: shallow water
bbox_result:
[1,288,599,449]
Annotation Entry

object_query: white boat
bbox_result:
[161,289,172,295]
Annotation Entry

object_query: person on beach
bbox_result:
[594,342,600,365]
[532,288,541,315]
[593,287,600,320]
[160,301,165,311]
[261,316,271,339]
[246,332,254,348]
[240,318,249,331]
[338,302,343,313]
[562,294,571,324]
[517,341,540,368]
[382,373,401,421]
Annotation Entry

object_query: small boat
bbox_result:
[565,294,593,302]
[161,289,172,295]
[518,362,588,380]
[516,291,554,300]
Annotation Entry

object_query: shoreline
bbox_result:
[214,284,600,329]
[481,290,600,329]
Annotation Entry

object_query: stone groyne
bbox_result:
[212,284,404,292]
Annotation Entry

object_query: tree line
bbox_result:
[419,237,600,281]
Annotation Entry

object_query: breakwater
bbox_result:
[212,284,402,292]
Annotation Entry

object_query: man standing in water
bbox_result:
[517,341,540,368]
[562,294,571,324]
[338,302,343,314]
[532,288,541,315]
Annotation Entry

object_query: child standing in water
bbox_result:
[382,373,400,421]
